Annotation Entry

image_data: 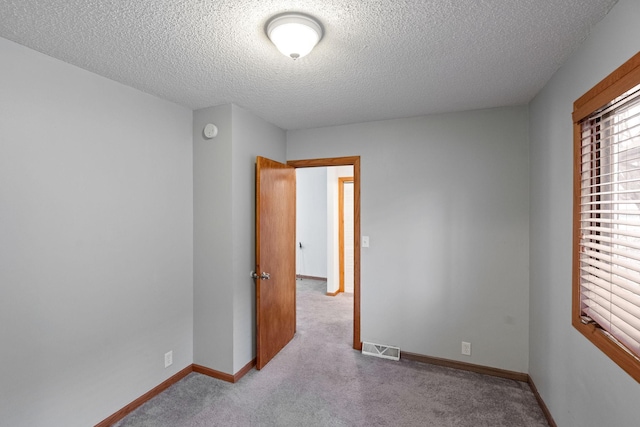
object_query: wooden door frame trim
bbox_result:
[287,156,362,351]
[338,177,354,294]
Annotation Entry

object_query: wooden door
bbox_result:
[255,156,296,369]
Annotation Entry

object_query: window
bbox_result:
[573,52,640,382]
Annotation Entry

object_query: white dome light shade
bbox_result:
[267,14,323,60]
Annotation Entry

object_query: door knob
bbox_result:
[251,271,271,280]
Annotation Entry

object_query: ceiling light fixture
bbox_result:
[266,13,323,60]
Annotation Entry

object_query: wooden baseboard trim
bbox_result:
[94,365,193,427]
[401,351,529,383]
[192,363,235,383]
[326,290,341,297]
[527,375,557,427]
[296,274,327,281]
[193,358,256,384]
[233,358,257,382]
[97,359,257,426]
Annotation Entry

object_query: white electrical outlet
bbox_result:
[462,342,471,356]
[164,350,173,368]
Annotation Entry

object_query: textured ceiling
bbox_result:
[0,0,618,130]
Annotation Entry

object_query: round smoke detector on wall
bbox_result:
[203,123,218,139]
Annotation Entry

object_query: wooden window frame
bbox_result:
[572,51,640,382]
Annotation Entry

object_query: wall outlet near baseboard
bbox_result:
[164,350,173,368]
[461,342,471,356]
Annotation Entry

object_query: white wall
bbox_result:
[528,0,640,425]
[0,38,194,427]
[287,106,530,372]
[296,167,328,278]
[327,166,354,294]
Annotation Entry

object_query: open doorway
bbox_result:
[295,167,354,295]
[294,166,329,282]
[288,157,361,351]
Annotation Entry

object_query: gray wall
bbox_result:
[193,104,286,375]
[296,167,328,278]
[528,0,640,425]
[193,105,235,373]
[287,106,530,372]
[0,37,194,427]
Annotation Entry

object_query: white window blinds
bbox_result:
[579,82,640,359]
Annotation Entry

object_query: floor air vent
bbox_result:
[362,342,400,361]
